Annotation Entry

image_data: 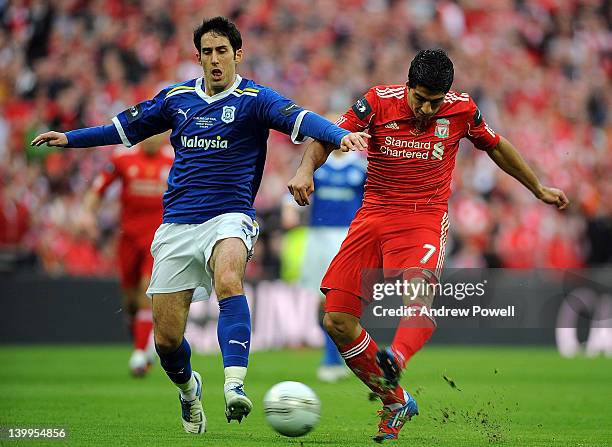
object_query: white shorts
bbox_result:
[299,226,349,293]
[146,213,259,302]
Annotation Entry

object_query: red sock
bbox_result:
[391,305,435,369]
[133,309,153,351]
[340,329,405,405]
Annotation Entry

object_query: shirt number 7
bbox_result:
[420,243,437,264]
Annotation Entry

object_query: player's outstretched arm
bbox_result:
[487,135,570,210]
[31,124,123,149]
[287,139,333,206]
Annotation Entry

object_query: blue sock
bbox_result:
[156,338,193,384]
[217,295,251,368]
[323,331,343,366]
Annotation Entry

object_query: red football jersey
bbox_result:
[337,85,500,206]
[92,145,174,236]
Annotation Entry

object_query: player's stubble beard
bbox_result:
[413,115,431,134]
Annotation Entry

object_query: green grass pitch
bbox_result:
[0,345,610,446]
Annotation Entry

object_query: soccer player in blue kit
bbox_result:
[32,16,369,435]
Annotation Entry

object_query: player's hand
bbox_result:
[537,186,570,210]
[287,170,315,206]
[31,131,68,147]
[340,132,370,152]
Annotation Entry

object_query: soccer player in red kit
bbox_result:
[288,49,569,442]
[85,135,173,377]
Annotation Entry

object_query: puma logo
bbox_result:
[229,340,249,349]
[177,108,190,121]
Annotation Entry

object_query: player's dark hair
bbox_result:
[407,49,454,93]
[193,16,242,55]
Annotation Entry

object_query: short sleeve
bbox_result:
[112,90,171,148]
[335,89,377,131]
[465,97,500,151]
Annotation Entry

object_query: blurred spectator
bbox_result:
[0,0,610,277]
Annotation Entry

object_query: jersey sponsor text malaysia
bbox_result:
[92,146,173,236]
[337,85,499,206]
[112,75,311,224]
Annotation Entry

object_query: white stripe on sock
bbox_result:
[341,333,371,360]
[340,333,370,358]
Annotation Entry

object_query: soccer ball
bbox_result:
[263,381,321,437]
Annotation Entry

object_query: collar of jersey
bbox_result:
[195,75,242,103]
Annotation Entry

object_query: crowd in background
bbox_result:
[0,0,610,279]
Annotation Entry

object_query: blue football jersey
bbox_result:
[310,152,366,227]
[112,75,317,224]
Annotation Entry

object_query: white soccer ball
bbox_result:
[263,381,321,437]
